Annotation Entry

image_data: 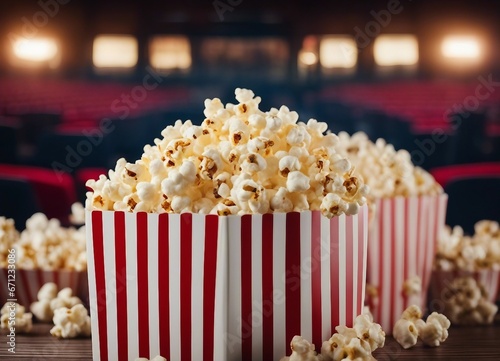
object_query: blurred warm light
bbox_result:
[374,35,419,66]
[320,36,357,68]
[441,36,481,59]
[13,38,58,62]
[299,50,318,66]
[149,36,191,70]
[93,35,138,68]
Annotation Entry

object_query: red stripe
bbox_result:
[330,216,340,329]
[345,216,354,326]
[180,213,193,361]
[203,215,219,361]
[158,214,170,360]
[241,215,252,361]
[311,211,322,351]
[19,270,32,306]
[36,269,44,298]
[286,212,301,350]
[403,200,410,309]
[389,199,397,329]
[53,270,59,287]
[137,212,150,358]
[357,207,365,318]
[114,212,128,361]
[262,214,274,361]
[377,200,385,324]
[91,211,108,361]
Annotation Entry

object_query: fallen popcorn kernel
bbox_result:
[393,318,419,349]
[417,312,450,347]
[280,335,319,361]
[134,356,167,361]
[50,304,91,338]
[353,313,385,352]
[31,284,83,322]
[1,302,32,334]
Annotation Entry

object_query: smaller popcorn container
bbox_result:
[0,268,88,308]
[86,206,368,361]
[365,194,448,334]
[429,269,500,308]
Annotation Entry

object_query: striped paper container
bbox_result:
[366,194,448,334]
[86,206,368,361]
[429,269,500,309]
[226,206,368,361]
[0,268,88,308]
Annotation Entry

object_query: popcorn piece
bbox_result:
[69,202,85,225]
[280,335,319,361]
[393,318,419,349]
[0,217,19,267]
[85,88,368,219]
[50,304,91,338]
[1,302,32,333]
[402,276,422,297]
[417,312,450,347]
[353,313,385,352]
[31,284,82,323]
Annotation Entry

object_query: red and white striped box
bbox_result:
[226,206,368,361]
[0,268,88,308]
[429,269,500,308]
[86,206,368,361]
[366,194,448,334]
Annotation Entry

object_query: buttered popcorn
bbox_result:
[31,283,82,322]
[85,89,367,217]
[0,217,19,267]
[435,220,500,271]
[334,132,442,199]
[50,304,91,338]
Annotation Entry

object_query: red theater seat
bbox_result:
[430,163,500,187]
[0,164,77,224]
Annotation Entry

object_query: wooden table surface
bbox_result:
[2,322,500,360]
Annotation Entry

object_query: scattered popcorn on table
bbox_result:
[279,335,319,361]
[443,276,498,325]
[393,305,450,349]
[1,302,32,334]
[334,132,442,200]
[134,356,167,361]
[85,88,368,218]
[50,304,91,338]
[0,217,19,267]
[320,314,384,361]
[31,283,82,322]
[435,221,500,271]
[15,213,87,271]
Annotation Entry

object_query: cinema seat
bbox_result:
[0,177,41,230]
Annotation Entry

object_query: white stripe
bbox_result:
[125,212,139,360]
[273,213,287,361]
[148,214,160,357]
[381,199,392,332]
[424,197,437,304]
[417,197,427,281]
[300,212,312,340]
[338,214,347,326]
[227,216,242,360]
[352,209,359,320]
[368,201,380,315]
[394,198,405,321]
[191,214,205,361]
[408,197,418,283]
[168,214,181,361]
[85,211,100,361]
[214,217,228,361]
[361,206,368,314]
[320,214,331,340]
[102,212,117,360]
[251,215,263,361]
[59,270,71,290]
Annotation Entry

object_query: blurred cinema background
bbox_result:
[0,0,498,232]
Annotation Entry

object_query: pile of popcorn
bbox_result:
[86,88,368,218]
[280,309,385,361]
[14,211,87,271]
[0,217,19,267]
[30,283,83,323]
[393,305,450,349]
[435,220,500,271]
[0,302,32,334]
[334,132,442,199]
[442,276,498,325]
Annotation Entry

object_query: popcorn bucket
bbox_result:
[226,206,368,361]
[86,206,368,361]
[0,268,88,308]
[365,194,448,334]
[428,269,500,309]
